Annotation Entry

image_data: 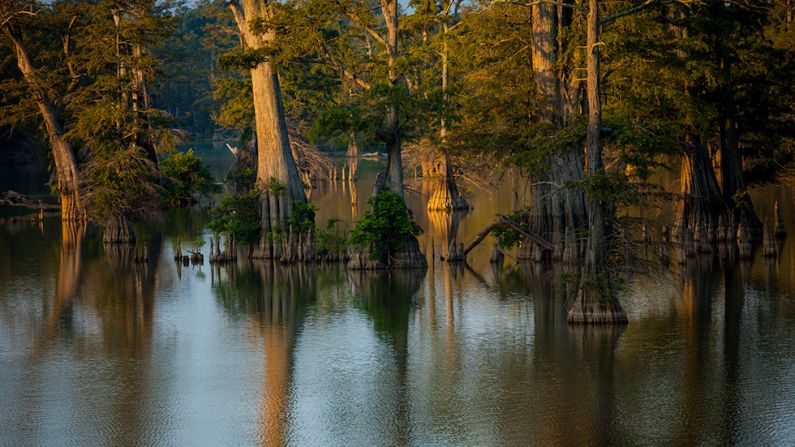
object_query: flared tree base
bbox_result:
[348,235,427,270]
[427,178,470,212]
[567,290,629,325]
[251,228,314,263]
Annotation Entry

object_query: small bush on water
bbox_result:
[161,149,218,206]
[350,191,420,261]
[208,194,261,244]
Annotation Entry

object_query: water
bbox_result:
[2,145,795,446]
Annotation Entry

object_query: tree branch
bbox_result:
[599,0,657,26]
[345,12,388,49]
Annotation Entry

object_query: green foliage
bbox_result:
[266,177,287,194]
[225,166,257,192]
[491,210,529,250]
[350,192,420,261]
[81,145,162,221]
[161,149,218,205]
[286,200,317,231]
[581,272,625,303]
[208,193,261,244]
[316,218,349,255]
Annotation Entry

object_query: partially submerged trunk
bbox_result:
[567,0,627,324]
[2,25,84,221]
[674,139,730,251]
[428,15,469,214]
[519,0,586,263]
[230,1,313,262]
[718,119,762,239]
[351,0,425,270]
[346,131,360,158]
[427,150,470,212]
[373,0,406,199]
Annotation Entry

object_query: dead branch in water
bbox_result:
[0,190,60,210]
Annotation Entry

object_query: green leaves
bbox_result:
[208,193,261,244]
[350,191,420,262]
[161,148,218,206]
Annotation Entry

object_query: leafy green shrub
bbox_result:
[82,144,162,221]
[226,166,256,192]
[161,149,218,206]
[350,191,420,261]
[286,200,317,232]
[491,209,529,249]
[208,194,261,244]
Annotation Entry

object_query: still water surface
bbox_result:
[2,144,795,446]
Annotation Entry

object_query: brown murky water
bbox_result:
[2,143,795,446]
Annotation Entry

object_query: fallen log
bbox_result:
[449,214,553,262]
[0,190,60,211]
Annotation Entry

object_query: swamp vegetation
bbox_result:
[0,0,794,339]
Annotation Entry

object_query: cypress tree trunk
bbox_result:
[675,138,729,249]
[230,0,313,262]
[427,150,469,211]
[519,0,586,263]
[374,0,406,199]
[427,14,469,213]
[351,0,425,270]
[2,26,84,221]
[567,0,627,324]
[719,118,762,239]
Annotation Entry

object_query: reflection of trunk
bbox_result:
[568,0,627,324]
[255,265,311,447]
[2,26,84,221]
[229,1,313,261]
[349,269,416,444]
[427,209,464,258]
[31,223,86,357]
[103,214,136,244]
[520,1,586,263]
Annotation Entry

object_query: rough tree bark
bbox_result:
[229,0,313,262]
[373,0,405,198]
[567,0,627,324]
[1,23,84,221]
[519,0,586,263]
[427,1,469,213]
[675,138,729,251]
[719,117,762,238]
